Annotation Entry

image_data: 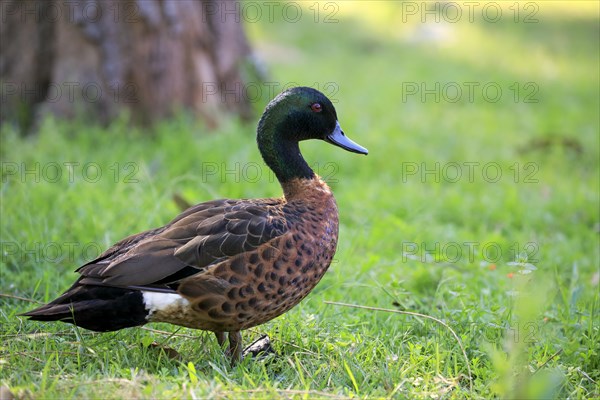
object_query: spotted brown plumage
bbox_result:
[21,86,368,363]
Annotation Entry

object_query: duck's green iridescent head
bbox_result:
[257,87,367,183]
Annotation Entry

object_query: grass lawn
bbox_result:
[1,1,598,398]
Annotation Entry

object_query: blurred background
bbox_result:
[1,1,599,398]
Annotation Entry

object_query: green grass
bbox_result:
[1,2,599,398]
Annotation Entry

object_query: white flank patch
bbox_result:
[142,291,190,318]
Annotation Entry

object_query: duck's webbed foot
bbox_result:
[242,334,276,360]
[213,332,276,365]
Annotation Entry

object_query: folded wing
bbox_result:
[76,198,288,290]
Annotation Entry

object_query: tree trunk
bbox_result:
[0,0,254,130]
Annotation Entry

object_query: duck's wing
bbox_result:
[76,198,288,289]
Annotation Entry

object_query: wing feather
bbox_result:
[76,198,287,289]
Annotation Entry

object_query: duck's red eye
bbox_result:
[310,103,322,113]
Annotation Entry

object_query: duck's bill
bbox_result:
[325,121,368,155]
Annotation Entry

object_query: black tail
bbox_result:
[21,285,148,332]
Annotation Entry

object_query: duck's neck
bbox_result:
[280,176,333,201]
[258,134,315,190]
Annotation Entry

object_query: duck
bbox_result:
[21,86,368,363]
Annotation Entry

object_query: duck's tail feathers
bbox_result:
[20,285,148,332]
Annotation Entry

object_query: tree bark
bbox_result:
[0,0,253,130]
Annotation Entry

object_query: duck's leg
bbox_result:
[228,330,243,364]
[214,331,226,348]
